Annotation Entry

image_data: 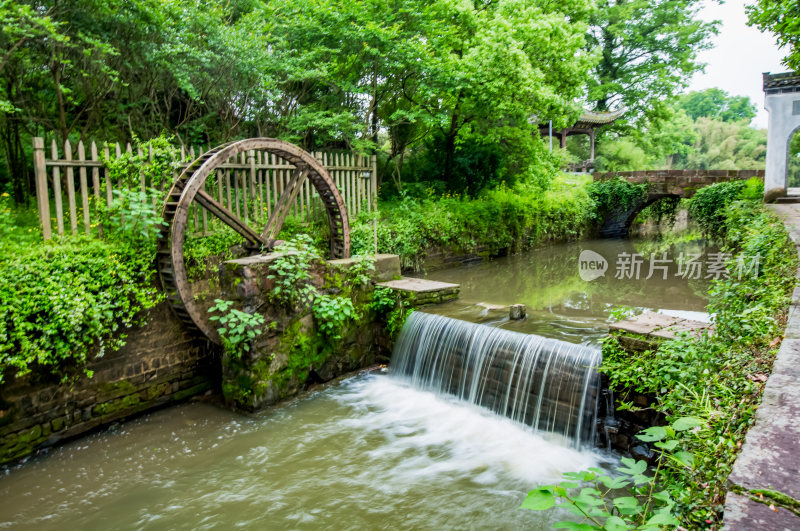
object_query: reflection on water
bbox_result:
[0,377,610,530]
[423,237,715,346]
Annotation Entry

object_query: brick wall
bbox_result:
[0,303,214,465]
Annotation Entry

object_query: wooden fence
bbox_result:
[32,137,377,241]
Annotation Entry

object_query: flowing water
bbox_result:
[0,236,713,529]
[393,313,601,447]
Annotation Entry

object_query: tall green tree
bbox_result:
[677,88,757,123]
[586,0,718,126]
[747,0,800,71]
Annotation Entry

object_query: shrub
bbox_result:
[0,237,162,383]
[598,200,797,527]
[686,180,747,238]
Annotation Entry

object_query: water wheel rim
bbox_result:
[157,138,351,344]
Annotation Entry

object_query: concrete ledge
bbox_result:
[609,311,711,347]
[328,254,401,282]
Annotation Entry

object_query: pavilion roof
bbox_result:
[575,108,626,126]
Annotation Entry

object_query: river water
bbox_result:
[424,237,713,346]
[0,236,713,530]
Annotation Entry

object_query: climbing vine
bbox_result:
[587,177,648,217]
[208,299,268,358]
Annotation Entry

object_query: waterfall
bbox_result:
[390,312,602,447]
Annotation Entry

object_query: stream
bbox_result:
[0,236,714,529]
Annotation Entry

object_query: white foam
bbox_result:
[333,375,609,487]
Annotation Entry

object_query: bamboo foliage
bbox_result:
[32,137,378,241]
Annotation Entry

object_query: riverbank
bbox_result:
[722,203,800,528]
[599,197,798,527]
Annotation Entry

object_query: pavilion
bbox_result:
[538,108,625,171]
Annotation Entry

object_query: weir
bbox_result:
[390,312,602,447]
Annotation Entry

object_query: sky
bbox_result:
[687,0,785,128]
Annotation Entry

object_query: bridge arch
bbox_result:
[593,170,764,238]
[598,193,681,238]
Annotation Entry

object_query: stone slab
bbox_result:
[225,251,290,266]
[377,277,460,294]
[722,492,800,530]
[609,312,680,335]
[611,311,712,341]
[727,339,800,501]
[649,318,710,340]
[328,254,401,282]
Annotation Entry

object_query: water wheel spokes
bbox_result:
[156,138,351,343]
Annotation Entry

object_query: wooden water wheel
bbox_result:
[156,138,351,344]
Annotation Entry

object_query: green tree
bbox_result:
[682,118,766,170]
[746,0,800,71]
[677,88,757,123]
[586,0,718,125]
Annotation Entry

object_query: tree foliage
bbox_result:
[590,88,766,172]
[677,88,757,123]
[0,0,598,200]
[746,0,800,71]
[585,0,718,126]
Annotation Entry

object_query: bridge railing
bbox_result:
[32,136,377,241]
[593,169,764,183]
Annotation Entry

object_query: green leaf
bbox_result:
[597,475,630,489]
[604,515,628,531]
[645,512,679,526]
[617,458,647,476]
[520,489,555,511]
[671,416,703,431]
[612,496,640,511]
[671,451,694,468]
[636,426,667,442]
[553,522,596,530]
[654,439,679,451]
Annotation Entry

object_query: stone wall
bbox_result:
[216,253,401,411]
[596,374,664,463]
[0,303,214,465]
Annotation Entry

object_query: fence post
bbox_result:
[33,137,52,240]
[371,154,378,253]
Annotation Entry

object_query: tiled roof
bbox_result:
[763,72,800,94]
[576,108,626,125]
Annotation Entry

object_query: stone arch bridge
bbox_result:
[595,169,764,237]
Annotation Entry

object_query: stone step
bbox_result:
[775,196,800,204]
[376,277,460,305]
[609,311,713,351]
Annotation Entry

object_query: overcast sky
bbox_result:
[687,0,786,128]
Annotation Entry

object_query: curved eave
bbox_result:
[577,108,626,125]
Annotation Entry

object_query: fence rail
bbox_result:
[32,137,377,241]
